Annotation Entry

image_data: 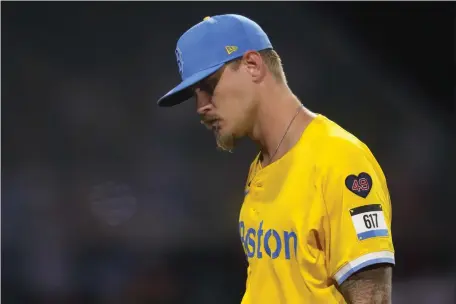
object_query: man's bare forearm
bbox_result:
[338,264,393,304]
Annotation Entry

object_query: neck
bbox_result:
[248,82,316,165]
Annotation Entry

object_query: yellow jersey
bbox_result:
[239,114,395,304]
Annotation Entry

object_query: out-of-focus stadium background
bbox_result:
[2,2,454,303]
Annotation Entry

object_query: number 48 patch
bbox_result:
[349,204,389,241]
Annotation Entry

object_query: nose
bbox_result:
[195,89,213,115]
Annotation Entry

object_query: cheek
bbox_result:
[229,88,251,115]
[229,101,252,133]
[220,73,248,99]
[214,84,241,113]
[216,75,252,120]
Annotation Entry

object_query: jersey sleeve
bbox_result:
[321,140,395,286]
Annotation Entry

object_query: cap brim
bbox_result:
[157,63,224,107]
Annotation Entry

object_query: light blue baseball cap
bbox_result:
[157,14,273,107]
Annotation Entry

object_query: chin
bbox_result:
[215,130,236,152]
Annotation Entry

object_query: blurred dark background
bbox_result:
[2,2,454,304]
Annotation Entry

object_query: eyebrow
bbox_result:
[192,64,226,93]
[203,69,221,83]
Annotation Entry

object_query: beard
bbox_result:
[201,119,236,153]
[215,128,235,153]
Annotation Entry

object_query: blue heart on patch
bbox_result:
[345,172,372,198]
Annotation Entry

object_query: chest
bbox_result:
[239,162,324,260]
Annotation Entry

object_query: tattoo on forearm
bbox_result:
[338,264,392,304]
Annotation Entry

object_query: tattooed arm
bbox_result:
[338,264,393,304]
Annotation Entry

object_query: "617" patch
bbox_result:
[350,204,389,241]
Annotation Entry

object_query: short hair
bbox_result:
[229,49,287,84]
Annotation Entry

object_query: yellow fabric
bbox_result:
[239,114,395,304]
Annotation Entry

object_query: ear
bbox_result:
[242,51,266,82]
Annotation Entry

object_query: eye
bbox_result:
[199,80,216,95]
[196,71,221,96]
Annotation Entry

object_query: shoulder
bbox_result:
[313,115,376,169]
[309,116,388,195]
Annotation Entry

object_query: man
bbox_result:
[157,14,395,304]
